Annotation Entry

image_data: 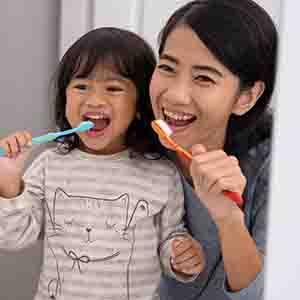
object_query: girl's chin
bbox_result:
[79,140,127,155]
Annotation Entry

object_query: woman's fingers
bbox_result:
[210,174,246,195]
[191,151,245,194]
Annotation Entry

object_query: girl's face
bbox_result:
[150,26,250,152]
[66,64,137,155]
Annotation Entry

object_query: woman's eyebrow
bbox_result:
[159,53,178,64]
[160,53,223,77]
[192,65,224,78]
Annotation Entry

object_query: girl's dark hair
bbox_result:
[158,0,278,156]
[54,27,163,155]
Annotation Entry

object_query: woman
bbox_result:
[150,0,277,299]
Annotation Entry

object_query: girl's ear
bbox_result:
[232,81,265,116]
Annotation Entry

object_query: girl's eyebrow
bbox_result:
[160,53,224,78]
[73,75,128,83]
[103,75,128,83]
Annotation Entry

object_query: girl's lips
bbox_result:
[85,122,111,138]
[86,129,106,138]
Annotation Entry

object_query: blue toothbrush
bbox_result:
[0,121,94,157]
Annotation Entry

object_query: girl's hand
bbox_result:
[171,236,206,276]
[190,144,246,223]
[0,131,33,198]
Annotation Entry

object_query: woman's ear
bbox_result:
[232,81,265,116]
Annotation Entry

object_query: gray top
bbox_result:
[160,139,270,300]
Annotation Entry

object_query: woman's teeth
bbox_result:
[163,109,195,122]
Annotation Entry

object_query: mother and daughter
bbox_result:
[0,0,277,299]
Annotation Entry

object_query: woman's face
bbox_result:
[150,25,246,152]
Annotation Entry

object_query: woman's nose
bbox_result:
[164,80,192,106]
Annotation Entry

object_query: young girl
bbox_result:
[0,27,205,300]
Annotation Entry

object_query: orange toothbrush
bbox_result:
[151,119,244,207]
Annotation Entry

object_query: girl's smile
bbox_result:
[66,66,138,155]
[83,112,111,138]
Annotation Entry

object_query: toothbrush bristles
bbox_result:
[152,120,173,137]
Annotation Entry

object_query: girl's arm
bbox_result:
[0,151,46,250]
[158,167,205,282]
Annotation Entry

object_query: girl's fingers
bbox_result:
[172,255,203,272]
[8,136,19,156]
[171,238,206,275]
[172,238,192,257]
[15,132,28,152]
[23,131,33,146]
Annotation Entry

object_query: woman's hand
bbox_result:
[170,236,206,276]
[0,131,33,198]
[190,144,246,224]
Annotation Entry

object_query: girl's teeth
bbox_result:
[86,114,107,120]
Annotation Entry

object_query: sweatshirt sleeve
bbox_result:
[158,166,200,283]
[0,151,48,251]
[224,158,270,300]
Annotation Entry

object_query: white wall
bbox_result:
[60,0,282,57]
[0,1,60,299]
[264,2,300,299]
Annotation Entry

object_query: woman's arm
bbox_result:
[216,207,263,291]
[189,144,269,297]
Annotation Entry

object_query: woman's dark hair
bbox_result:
[54,27,163,155]
[158,0,278,156]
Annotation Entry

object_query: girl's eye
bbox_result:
[157,64,175,73]
[74,84,89,91]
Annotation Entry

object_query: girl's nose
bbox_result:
[85,90,108,106]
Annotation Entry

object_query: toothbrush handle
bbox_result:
[223,191,244,207]
[31,133,58,145]
[0,148,5,157]
[176,144,244,207]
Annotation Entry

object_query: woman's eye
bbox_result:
[195,75,215,84]
[157,64,174,73]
